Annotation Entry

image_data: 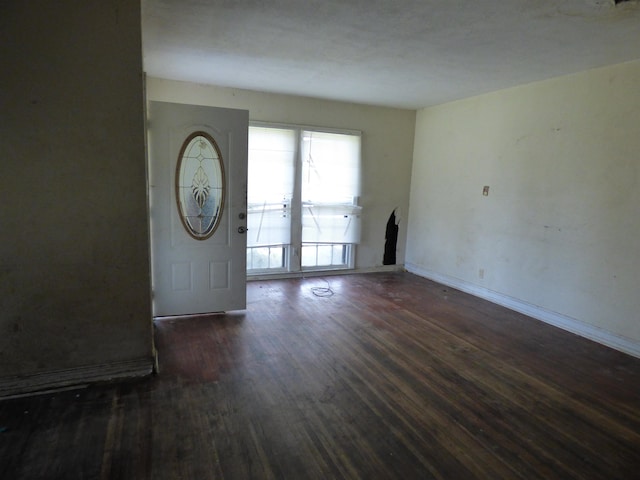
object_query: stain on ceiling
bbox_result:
[142,0,640,109]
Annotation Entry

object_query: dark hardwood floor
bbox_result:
[1,272,639,479]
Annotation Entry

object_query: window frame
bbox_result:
[247,121,361,276]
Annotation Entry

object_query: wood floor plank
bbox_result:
[1,272,639,479]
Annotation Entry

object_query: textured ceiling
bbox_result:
[142,0,640,109]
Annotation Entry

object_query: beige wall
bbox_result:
[407,60,640,348]
[146,78,416,270]
[0,1,153,389]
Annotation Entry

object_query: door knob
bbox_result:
[238,226,246,234]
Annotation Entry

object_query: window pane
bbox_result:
[247,125,360,274]
[301,243,349,268]
[247,246,287,271]
[248,126,295,248]
[332,244,346,264]
[301,131,360,204]
[250,247,269,270]
[316,245,333,266]
[248,127,295,203]
[301,204,362,244]
[301,245,317,267]
[247,204,292,247]
[269,247,284,269]
[300,131,361,245]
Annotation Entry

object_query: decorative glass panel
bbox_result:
[175,132,225,240]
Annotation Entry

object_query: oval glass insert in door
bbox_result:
[175,132,225,240]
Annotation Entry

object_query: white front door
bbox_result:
[148,101,248,316]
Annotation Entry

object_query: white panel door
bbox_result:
[148,101,248,316]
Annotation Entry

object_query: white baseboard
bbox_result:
[406,263,640,359]
[0,357,154,399]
